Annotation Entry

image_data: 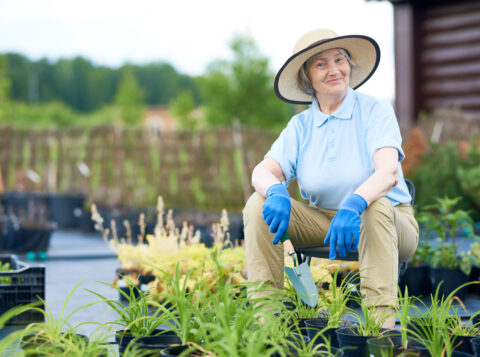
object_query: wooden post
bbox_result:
[0,169,4,194]
[232,119,252,204]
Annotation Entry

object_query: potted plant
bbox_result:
[335,296,395,357]
[446,312,480,355]
[407,281,477,357]
[469,242,480,295]
[471,336,480,356]
[20,282,97,355]
[417,196,480,300]
[48,191,87,229]
[399,238,432,297]
[87,281,180,355]
[366,288,426,357]
[305,270,358,348]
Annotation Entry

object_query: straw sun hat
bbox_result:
[274,28,380,104]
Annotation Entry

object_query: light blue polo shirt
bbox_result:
[265,88,411,210]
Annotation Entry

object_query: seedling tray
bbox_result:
[0,254,45,324]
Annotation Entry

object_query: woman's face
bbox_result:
[307,48,351,99]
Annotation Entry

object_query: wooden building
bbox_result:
[380,0,480,131]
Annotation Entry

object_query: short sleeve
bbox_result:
[365,100,405,162]
[264,117,302,185]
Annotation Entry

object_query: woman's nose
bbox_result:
[327,63,341,75]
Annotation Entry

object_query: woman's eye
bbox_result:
[335,57,345,63]
[317,62,325,67]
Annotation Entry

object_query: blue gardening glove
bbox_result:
[262,184,291,245]
[324,194,367,260]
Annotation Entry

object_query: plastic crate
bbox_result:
[0,254,45,325]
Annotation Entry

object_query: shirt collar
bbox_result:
[312,87,356,127]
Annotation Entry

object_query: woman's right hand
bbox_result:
[262,184,291,245]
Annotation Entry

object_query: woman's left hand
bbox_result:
[324,194,367,260]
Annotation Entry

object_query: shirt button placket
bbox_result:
[327,121,337,161]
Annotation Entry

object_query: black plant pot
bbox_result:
[4,191,50,218]
[430,267,469,301]
[399,264,432,297]
[335,327,371,357]
[468,266,480,295]
[132,334,182,356]
[454,335,476,355]
[471,336,480,357]
[336,327,393,357]
[139,274,155,285]
[115,329,179,355]
[74,208,96,234]
[450,351,476,357]
[271,333,311,357]
[367,335,426,357]
[304,318,352,348]
[48,192,86,229]
[0,216,17,251]
[16,224,54,253]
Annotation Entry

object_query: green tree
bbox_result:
[198,34,292,130]
[114,66,145,125]
[0,55,12,123]
[169,90,197,130]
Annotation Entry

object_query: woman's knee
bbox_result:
[243,192,265,226]
[363,197,394,224]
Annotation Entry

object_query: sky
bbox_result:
[0,0,396,102]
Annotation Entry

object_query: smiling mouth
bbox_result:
[327,78,343,83]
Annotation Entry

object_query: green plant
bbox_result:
[417,196,479,275]
[0,261,12,284]
[447,311,480,340]
[317,270,359,328]
[283,281,325,321]
[0,303,41,356]
[198,280,287,356]
[19,281,104,356]
[26,281,98,339]
[457,134,480,214]
[156,264,211,345]
[349,297,392,337]
[408,239,431,266]
[87,280,173,337]
[396,286,417,350]
[407,281,477,356]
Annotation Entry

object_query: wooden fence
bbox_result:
[0,125,278,212]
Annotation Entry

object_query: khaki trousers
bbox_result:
[243,193,419,307]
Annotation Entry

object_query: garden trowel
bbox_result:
[282,234,318,307]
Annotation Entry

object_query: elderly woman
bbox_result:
[243,29,419,328]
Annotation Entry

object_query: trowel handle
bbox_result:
[281,234,295,256]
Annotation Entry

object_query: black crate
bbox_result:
[0,254,45,325]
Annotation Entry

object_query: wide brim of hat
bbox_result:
[274,35,380,104]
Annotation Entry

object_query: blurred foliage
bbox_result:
[0,55,12,122]
[3,102,116,129]
[114,67,145,126]
[169,90,200,130]
[415,196,479,275]
[3,53,200,112]
[411,136,480,221]
[198,34,293,131]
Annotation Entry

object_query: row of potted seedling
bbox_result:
[1,261,480,357]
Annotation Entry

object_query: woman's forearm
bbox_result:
[354,147,399,206]
[251,158,286,197]
[252,166,282,197]
[354,169,398,206]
